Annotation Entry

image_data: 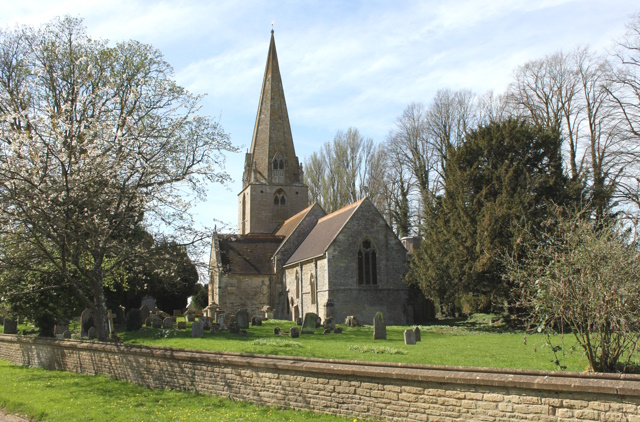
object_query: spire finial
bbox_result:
[271,20,274,34]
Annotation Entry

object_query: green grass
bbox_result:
[0,359,356,421]
[117,317,593,372]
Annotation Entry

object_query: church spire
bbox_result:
[243,30,302,188]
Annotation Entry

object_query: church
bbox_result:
[208,31,410,325]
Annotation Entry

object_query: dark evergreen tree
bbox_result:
[408,119,568,315]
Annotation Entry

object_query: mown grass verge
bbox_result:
[0,359,356,421]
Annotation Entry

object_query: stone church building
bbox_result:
[208,31,409,325]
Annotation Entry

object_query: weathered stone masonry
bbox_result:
[2,334,640,421]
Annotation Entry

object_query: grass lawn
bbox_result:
[0,359,355,421]
[118,315,592,372]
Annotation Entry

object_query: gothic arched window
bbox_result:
[357,239,377,285]
[309,273,316,305]
[272,153,285,183]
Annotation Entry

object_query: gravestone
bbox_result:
[3,319,18,335]
[324,300,335,330]
[152,315,163,329]
[191,320,204,338]
[236,310,249,329]
[125,309,143,332]
[404,329,416,345]
[251,316,262,326]
[210,324,220,334]
[185,311,195,323]
[201,317,212,331]
[141,295,156,311]
[54,323,69,336]
[139,305,151,321]
[413,326,421,342]
[88,327,97,339]
[177,321,186,330]
[62,330,71,339]
[115,307,126,330]
[323,328,332,334]
[296,317,303,326]
[228,321,239,334]
[273,327,280,335]
[145,317,152,327]
[345,316,360,327]
[195,310,204,318]
[301,313,318,334]
[290,327,300,338]
[373,312,386,340]
[216,312,226,330]
[334,327,343,334]
[163,317,174,329]
[81,309,92,338]
[262,305,274,320]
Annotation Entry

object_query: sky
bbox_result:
[2,0,638,252]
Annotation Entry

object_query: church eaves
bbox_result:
[243,30,302,188]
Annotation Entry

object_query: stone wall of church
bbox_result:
[214,274,272,316]
[238,184,308,234]
[325,200,408,325]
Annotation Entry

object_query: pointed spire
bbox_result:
[243,30,301,187]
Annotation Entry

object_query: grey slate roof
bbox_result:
[284,199,365,266]
[217,234,283,275]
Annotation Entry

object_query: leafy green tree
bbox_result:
[0,17,234,341]
[191,283,209,310]
[409,119,567,315]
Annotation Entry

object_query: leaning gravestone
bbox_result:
[177,321,186,330]
[290,327,300,338]
[3,318,18,335]
[191,320,204,338]
[201,317,212,331]
[163,317,174,329]
[88,327,97,340]
[251,316,262,326]
[236,310,249,329]
[404,329,416,345]
[301,313,318,334]
[81,308,92,338]
[413,326,421,342]
[373,312,386,340]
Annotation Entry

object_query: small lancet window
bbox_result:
[357,239,377,285]
[273,159,279,170]
[279,159,284,170]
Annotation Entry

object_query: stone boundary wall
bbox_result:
[1,334,640,421]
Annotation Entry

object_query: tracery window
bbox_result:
[357,239,377,285]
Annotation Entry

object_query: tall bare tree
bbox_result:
[508,48,621,221]
[608,13,640,218]
[304,128,383,214]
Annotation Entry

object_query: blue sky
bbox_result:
[3,1,638,234]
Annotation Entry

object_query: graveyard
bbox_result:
[1,305,590,372]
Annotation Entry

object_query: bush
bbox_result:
[504,208,640,372]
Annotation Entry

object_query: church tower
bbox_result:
[238,30,309,234]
